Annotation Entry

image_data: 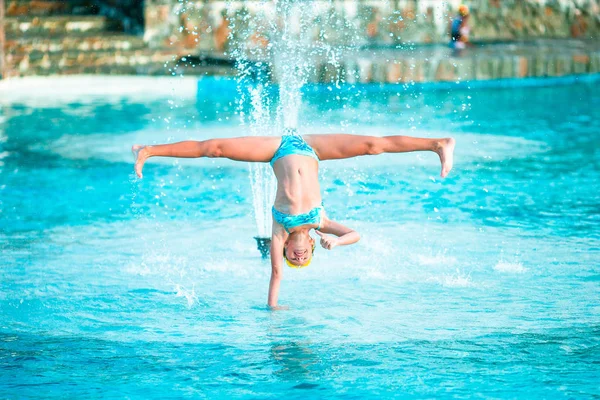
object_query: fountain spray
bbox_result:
[230,0,343,259]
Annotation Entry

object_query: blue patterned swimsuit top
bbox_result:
[271,132,323,233]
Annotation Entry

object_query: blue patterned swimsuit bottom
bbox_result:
[271,132,323,233]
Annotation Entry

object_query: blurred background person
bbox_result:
[449,4,471,50]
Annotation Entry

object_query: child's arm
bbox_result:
[268,223,288,310]
[316,218,360,250]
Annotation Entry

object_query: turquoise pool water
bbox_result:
[1,77,599,398]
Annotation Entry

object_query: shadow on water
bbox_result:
[265,314,331,390]
[270,341,319,379]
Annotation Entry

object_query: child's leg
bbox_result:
[132,136,281,178]
[305,134,455,177]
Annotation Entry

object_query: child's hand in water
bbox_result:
[315,230,339,250]
[268,305,290,311]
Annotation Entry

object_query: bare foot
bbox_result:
[132,145,149,178]
[435,138,455,178]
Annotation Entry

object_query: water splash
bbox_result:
[494,261,527,274]
[427,268,474,288]
[271,0,313,130]
[174,284,199,308]
[245,83,276,236]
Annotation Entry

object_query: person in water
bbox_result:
[132,131,455,309]
[448,4,471,50]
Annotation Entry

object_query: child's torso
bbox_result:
[272,155,322,215]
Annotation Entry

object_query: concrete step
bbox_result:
[5,15,108,37]
[4,34,146,54]
[2,59,237,78]
[3,64,169,77]
[5,49,176,71]
[2,48,239,77]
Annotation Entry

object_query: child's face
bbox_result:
[284,234,315,266]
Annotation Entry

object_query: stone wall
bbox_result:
[1,0,174,78]
[467,0,600,40]
[145,0,600,84]
[143,0,600,53]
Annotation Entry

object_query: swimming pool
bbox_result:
[1,76,599,398]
